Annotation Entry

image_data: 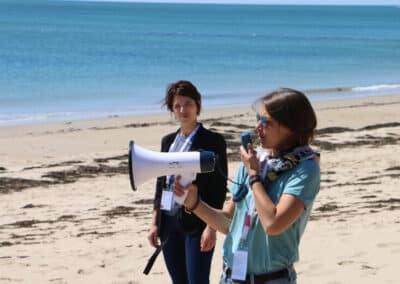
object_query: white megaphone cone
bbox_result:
[128,141,216,204]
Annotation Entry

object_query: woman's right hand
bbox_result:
[174,175,199,209]
[240,143,259,177]
[148,224,159,248]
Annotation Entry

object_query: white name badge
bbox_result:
[231,250,248,281]
[160,190,174,211]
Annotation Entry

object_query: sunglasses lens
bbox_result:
[262,117,268,127]
[256,114,267,127]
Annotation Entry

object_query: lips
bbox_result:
[258,130,265,140]
[257,129,267,147]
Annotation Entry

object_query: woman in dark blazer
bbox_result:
[147,80,228,284]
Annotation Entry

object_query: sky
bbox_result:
[79,0,400,5]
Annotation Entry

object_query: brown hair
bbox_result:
[163,80,202,115]
[255,88,317,147]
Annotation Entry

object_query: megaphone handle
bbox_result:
[174,173,195,205]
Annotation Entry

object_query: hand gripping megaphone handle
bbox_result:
[173,172,196,205]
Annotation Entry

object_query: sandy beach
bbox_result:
[1,94,399,284]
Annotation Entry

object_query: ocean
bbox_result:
[1,0,399,126]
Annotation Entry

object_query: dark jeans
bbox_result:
[161,213,214,284]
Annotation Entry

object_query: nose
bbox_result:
[178,105,186,113]
[255,120,263,131]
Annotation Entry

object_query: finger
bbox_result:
[174,187,184,196]
[247,143,252,152]
[174,179,182,189]
[200,236,205,246]
[244,144,256,158]
[149,235,156,247]
[154,234,160,246]
[201,241,209,252]
[202,242,213,252]
[173,182,185,194]
[247,143,254,152]
[200,241,205,251]
[187,183,197,191]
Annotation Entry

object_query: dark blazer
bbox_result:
[153,123,228,235]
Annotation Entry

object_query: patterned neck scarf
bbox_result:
[233,145,319,202]
[263,145,319,182]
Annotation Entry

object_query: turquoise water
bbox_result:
[1,0,399,125]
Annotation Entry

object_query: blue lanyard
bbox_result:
[166,123,200,186]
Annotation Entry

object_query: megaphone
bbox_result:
[128,141,216,204]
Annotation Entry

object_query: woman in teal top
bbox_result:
[174,88,320,284]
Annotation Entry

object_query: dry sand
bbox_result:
[1,94,399,283]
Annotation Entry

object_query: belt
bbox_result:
[226,267,289,284]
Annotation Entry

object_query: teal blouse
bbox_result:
[222,159,320,274]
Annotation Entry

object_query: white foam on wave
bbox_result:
[0,112,76,127]
[352,84,400,92]
[0,106,164,127]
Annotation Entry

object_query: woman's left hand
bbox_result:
[200,226,217,252]
[240,144,259,176]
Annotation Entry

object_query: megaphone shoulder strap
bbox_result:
[143,237,168,275]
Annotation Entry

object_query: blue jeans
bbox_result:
[161,214,214,284]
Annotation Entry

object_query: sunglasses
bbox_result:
[256,113,268,127]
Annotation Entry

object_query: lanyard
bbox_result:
[239,156,268,247]
[240,194,256,248]
[169,123,200,153]
[166,123,200,186]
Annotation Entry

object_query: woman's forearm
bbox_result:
[251,182,304,236]
[251,182,277,231]
[151,209,160,226]
[192,200,233,235]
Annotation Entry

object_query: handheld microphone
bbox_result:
[240,131,253,151]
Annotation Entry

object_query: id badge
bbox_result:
[160,189,174,211]
[231,250,248,281]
